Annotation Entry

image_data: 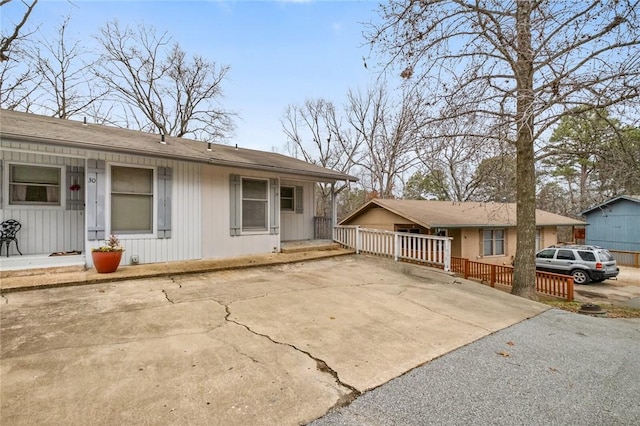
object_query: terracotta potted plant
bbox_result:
[91,234,124,273]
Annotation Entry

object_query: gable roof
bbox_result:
[579,195,640,215]
[0,109,356,182]
[340,199,586,228]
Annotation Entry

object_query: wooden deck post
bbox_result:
[463,258,469,279]
[490,265,496,288]
[566,276,574,302]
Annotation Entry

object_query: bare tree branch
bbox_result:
[0,0,37,62]
[346,85,422,198]
[26,15,107,119]
[94,20,234,141]
[0,40,39,109]
[367,0,640,299]
[281,98,364,215]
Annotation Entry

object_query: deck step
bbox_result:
[280,242,342,254]
[0,254,86,278]
[1,264,86,279]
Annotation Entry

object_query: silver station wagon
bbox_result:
[535,245,620,285]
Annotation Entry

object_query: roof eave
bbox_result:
[373,200,433,229]
[579,195,640,215]
[2,133,356,182]
[433,221,586,227]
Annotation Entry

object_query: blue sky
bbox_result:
[3,0,381,151]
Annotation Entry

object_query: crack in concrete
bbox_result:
[220,301,361,409]
[401,296,493,332]
[161,276,182,304]
[156,276,183,305]
[395,287,408,297]
[225,343,260,364]
[1,294,8,304]
[168,276,182,288]
[357,282,493,332]
[162,289,175,304]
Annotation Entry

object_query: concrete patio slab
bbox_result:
[1,255,548,425]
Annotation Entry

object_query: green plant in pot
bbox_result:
[91,234,124,273]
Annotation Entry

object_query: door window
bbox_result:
[536,249,556,259]
[556,250,575,260]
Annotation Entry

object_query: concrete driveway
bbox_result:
[1,255,547,425]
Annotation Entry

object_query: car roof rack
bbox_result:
[545,244,605,250]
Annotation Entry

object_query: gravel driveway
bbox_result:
[312,309,640,426]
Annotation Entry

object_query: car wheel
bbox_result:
[571,270,590,285]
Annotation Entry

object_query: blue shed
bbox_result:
[579,195,640,252]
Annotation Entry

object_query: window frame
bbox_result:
[434,228,448,237]
[6,162,65,209]
[482,228,506,256]
[280,185,295,212]
[577,250,596,262]
[556,249,576,260]
[398,228,421,234]
[536,249,557,259]
[109,164,156,236]
[241,177,269,233]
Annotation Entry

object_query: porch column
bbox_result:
[331,182,337,227]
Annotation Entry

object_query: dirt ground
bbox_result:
[572,265,640,306]
[614,265,640,285]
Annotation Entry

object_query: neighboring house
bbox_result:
[579,195,640,252]
[339,199,585,265]
[0,109,355,269]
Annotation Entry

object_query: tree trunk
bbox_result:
[512,1,537,300]
[580,162,588,211]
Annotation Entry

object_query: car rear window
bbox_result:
[577,251,596,262]
[597,250,615,262]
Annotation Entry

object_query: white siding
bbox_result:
[0,146,84,255]
[201,165,280,258]
[280,180,315,241]
[2,138,324,267]
[85,152,202,266]
[1,139,202,266]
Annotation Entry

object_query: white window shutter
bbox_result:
[66,166,84,211]
[270,178,280,235]
[295,186,303,214]
[157,167,172,238]
[87,159,106,241]
[229,174,241,236]
[0,160,3,206]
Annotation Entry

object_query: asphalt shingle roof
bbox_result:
[0,109,356,182]
[341,199,586,228]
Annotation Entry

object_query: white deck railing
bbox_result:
[333,225,452,272]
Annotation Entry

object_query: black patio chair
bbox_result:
[0,219,23,257]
